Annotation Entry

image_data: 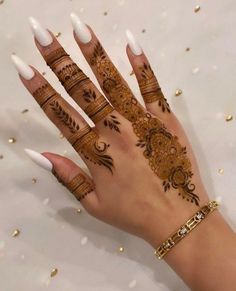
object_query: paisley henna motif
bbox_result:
[90,41,200,205]
[138,63,170,112]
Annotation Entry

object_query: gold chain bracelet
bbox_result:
[155,200,219,259]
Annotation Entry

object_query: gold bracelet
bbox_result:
[155,200,219,259]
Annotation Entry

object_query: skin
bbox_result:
[18,24,236,290]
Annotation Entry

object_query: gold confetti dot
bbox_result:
[0,0,4,4]
[12,229,20,237]
[21,109,29,114]
[55,32,61,38]
[119,246,124,252]
[50,268,58,277]
[185,47,190,52]
[218,169,224,175]
[225,115,233,122]
[141,29,146,33]
[130,70,134,76]
[42,72,46,76]
[8,137,16,143]
[76,208,82,213]
[0,155,3,159]
[175,89,183,96]
[103,11,108,16]
[32,178,37,184]
[194,5,201,13]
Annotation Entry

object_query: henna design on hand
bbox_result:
[139,63,170,112]
[68,125,114,174]
[52,168,95,201]
[90,41,200,205]
[104,114,121,133]
[50,100,80,134]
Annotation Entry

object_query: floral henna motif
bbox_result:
[104,114,121,133]
[138,63,170,113]
[50,100,80,134]
[90,41,200,205]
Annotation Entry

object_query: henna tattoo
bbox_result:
[90,41,200,205]
[83,89,97,103]
[32,84,57,109]
[50,100,80,134]
[139,63,170,112]
[52,168,95,201]
[104,114,121,133]
[68,125,114,173]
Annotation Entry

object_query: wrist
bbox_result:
[149,207,236,290]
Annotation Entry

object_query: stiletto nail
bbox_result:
[70,12,92,44]
[29,16,53,46]
[24,148,53,171]
[11,54,35,80]
[126,30,143,56]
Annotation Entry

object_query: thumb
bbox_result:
[24,149,101,216]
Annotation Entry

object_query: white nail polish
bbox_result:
[29,16,53,46]
[70,12,92,44]
[11,54,35,80]
[24,148,53,172]
[126,29,143,56]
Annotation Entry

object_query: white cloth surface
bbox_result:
[0,0,235,290]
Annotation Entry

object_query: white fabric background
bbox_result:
[0,0,235,290]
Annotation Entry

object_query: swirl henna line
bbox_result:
[138,63,171,113]
[90,41,200,206]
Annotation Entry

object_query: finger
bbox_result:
[12,55,114,174]
[29,17,115,130]
[125,30,171,118]
[24,148,101,216]
[70,13,147,123]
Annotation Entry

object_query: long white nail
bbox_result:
[11,54,35,80]
[70,12,92,44]
[29,16,53,46]
[126,30,143,56]
[24,148,53,172]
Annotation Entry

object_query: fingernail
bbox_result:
[70,12,92,44]
[126,29,143,56]
[29,16,53,46]
[24,148,53,171]
[11,54,35,80]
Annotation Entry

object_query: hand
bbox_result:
[13,15,212,250]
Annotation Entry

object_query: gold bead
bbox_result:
[55,32,61,38]
[185,47,190,52]
[76,208,82,213]
[21,109,29,114]
[225,115,233,122]
[42,72,46,76]
[0,155,3,159]
[194,5,201,13]
[59,132,64,139]
[119,246,124,252]
[50,268,58,277]
[12,229,20,237]
[175,89,182,96]
[218,169,224,175]
[0,0,4,4]
[8,137,16,143]
[142,29,146,33]
[103,11,108,16]
[130,70,134,76]
[32,178,37,184]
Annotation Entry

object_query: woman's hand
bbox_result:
[13,15,211,249]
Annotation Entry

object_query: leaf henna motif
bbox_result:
[50,100,80,134]
[90,41,200,206]
[104,114,121,133]
[83,89,97,103]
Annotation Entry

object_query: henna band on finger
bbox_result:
[139,63,170,112]
[52,169,95,201]
[33,83,58,110]
[45,48,90,95]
